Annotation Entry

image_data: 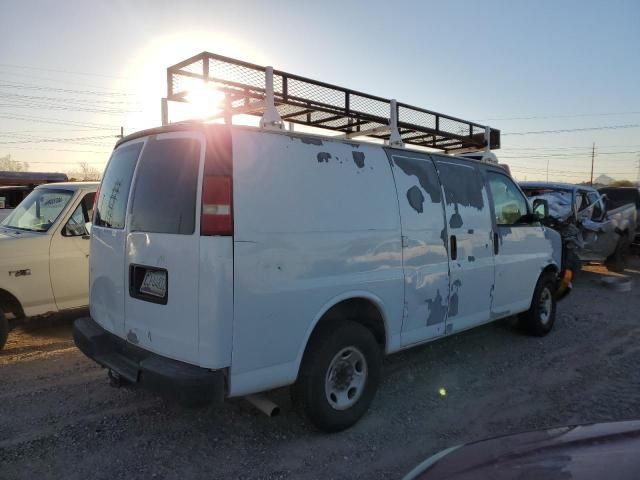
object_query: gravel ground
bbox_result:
[1,255,640,479]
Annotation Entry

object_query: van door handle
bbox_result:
[493,232,499,255]
[450,235,457,260]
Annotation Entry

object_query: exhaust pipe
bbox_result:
[246,394,280,417]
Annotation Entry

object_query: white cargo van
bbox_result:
[74,123,571,430]
[74,53,571,431]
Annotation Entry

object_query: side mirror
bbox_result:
[532,198,549,220]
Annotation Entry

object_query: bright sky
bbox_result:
[1,0,639,183]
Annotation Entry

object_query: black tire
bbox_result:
[0,310,8,352]
[292,320,382,432]
[606,234,627,272]
[519,272,557,337]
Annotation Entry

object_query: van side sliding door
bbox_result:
[386,151,449,346]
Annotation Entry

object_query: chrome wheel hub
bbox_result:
[325,346,368,410]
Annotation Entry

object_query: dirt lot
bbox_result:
[2,255,640,479]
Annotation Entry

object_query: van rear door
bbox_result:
[91,141,144,338]
[123,132,203,364]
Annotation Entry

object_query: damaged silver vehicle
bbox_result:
[520,182,637,268]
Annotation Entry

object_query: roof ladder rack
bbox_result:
[164,52,500,153]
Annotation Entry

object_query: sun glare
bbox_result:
[184,82,226,119]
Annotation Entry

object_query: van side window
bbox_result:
[487,172,528,225]
[129,136,201,235]
[95,143,143,229]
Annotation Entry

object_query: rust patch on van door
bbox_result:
[406,186,425,213]
[426,290,448,325]
[352,151,365,168]
[317,152,332,163]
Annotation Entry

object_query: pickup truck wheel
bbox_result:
[292,320,381,432]
[519,272,557,337]
[0,310,8,351]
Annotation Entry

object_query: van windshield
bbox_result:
[1,188,74,232]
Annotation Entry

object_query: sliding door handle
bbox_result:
[450,235,457,260]
[493,232,499,255]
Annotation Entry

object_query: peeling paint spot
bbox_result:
[127,330,139,345]
[147,331,152,342]
[287,134,323,145]
[450,212,463,229]
[352,151,365,168]
[317,152,331,163]
[393,157,442,203]
[426,289,448,325]
[449,279,462,317]
[406,186,425,213]
[468,256,475,262]
[446,323,453,334]
[436,161,484,210]
[467,229,474,234]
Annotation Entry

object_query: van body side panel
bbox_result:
[432,157,496,333]
[230,130,403,396]
[385,151,450,347]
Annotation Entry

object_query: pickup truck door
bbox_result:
[581,192,619,259]
[49,191,95,311]
[432,156,495,333]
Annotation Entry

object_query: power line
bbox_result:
[0,145,110,154]
[504,124,640,135]
[0,62,130,80]
[0,113,128,129]
[477,111,640,121]
[0,80,137,98]
[0,69,136,93]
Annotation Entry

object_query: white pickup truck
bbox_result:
[0,182,98,350]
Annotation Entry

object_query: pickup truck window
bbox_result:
[488,172,528,225]
[63,193,96,237]
[95,142,143,229]
[0,188,74,232]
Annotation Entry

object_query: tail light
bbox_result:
[201,175,233,235]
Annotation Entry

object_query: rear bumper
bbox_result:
[73,317,225,406]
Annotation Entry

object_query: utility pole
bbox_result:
[589,142,595,186]
[546,158,549,182]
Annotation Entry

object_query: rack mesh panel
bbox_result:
[167,52,500,152]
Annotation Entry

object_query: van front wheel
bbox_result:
[519,271,557,336]
[292,320,381,432]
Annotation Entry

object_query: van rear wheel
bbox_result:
[519,271,557,336]
[292,320,381,432]
[0,310,8,351]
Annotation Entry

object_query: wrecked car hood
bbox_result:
[405,420,640,480]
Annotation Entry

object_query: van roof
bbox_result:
[116,122,469,159]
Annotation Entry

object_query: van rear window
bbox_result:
[95,143,143,229]
[129,136,201,235]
